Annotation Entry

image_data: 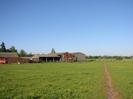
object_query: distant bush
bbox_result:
[87,59,96,62]
[115,57,123,60]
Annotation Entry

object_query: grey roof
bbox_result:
[56,52,65,55]
[0,52,18,57]
[72,52,86,55]
[57,52,86,56]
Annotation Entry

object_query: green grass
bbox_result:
[107,59,133,99]
[0,62,105,99]
[1,59,132,99]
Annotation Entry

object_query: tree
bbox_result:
[19,49,27,57]
[9,46,17,52]
[0,42,6,52]
[27,52,33,57]
[115,56,123,60]
[51,48,56,54]
[6,49,11,52]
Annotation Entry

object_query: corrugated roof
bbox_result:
[0,52,18,57]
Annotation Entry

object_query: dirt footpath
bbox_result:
[103,62,121,99]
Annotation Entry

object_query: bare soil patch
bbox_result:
[103,62,121,99]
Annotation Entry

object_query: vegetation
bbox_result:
[86,55,132,60]
[0,59,133,98]
[0,62,105,99]
[0,42,17,53]
[51,48,56,53]
[1,42,133,98]
[0,42,6,52]
[8,46,18,52]
[0,42,32,57]
[19,49,27,57]
[108,59,133,99]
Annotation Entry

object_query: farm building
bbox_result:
[73,52,86,62]
[32,50,86,62]
[57,52,86,62]
[32,49,61,62]
[32,49,86,62]
[0,52,19,64]
[19,57,32,63]
[57,52,75,62]
[32,53,61,62]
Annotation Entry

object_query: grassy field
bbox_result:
[0,62,105,99]
[1,59,133,99]
[107,59,133,99]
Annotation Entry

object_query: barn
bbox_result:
[57,52,75,62]
[0,52,19,64]
[32,53,61,62]
[57,52,86,62]
[19,57,32,63]
[73,52,86,62]
[32,49,86,63]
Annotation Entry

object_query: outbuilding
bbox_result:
[32,53,61,62]
[73,52,86,62]
[0,52,19,64]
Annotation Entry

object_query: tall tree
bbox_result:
[19,49,27,57]
[0,42,6,52]
[51,48,56,54]
[9,46,17,52]
[27,52,33,57]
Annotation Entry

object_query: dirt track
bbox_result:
[103,62,121,99]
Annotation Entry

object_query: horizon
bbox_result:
[1,42,133,57]
[0,0,133,56]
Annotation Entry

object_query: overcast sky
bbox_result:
[0,0,133,56]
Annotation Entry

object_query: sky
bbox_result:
[0,0,133,56]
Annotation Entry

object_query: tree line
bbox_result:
[86,55,133,60]
[0,42,32,57]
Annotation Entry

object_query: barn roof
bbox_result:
[72,52,86,55]
[57,52,86,56]
[0,52,18,57]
